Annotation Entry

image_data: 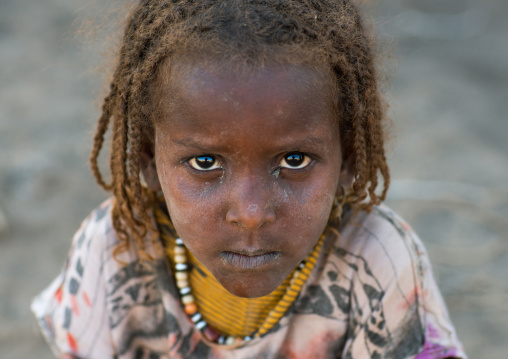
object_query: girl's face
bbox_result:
[151,62,350,298]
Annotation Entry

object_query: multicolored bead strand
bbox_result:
[172,234,325,345]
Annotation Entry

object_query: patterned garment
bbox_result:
[32,199,467,359]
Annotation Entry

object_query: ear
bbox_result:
[336,154,354,196]
[140,149,162,191]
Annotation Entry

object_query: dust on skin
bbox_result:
[146,60,351,298]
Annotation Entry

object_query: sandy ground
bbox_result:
[0,0,507,358]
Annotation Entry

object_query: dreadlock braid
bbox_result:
[90,0,391,260]
[89,83,117,191]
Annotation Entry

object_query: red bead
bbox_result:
[202,326,220,342]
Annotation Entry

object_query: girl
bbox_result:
[32,1,467,358]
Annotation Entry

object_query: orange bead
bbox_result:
[184,303,197,315]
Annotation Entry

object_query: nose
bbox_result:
[225,175,276,230]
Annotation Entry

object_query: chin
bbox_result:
[219,275,283,298]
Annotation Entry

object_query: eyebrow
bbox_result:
[171,137,232,154]
[299,136,326,146]
[171,137,215,151]
[276,135,327,149]
[171,135,327,152]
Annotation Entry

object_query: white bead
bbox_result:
[179,287,191,296]
[195,320,207,330]
[174,254,187,264]
[191,313,202,323]
[182,294,194,305]
[175,263,188,271]
[174,246,186,255]
[176,238,184,245]
[177,280,189,289]
[175,272,188,281]
[226,336,235,345]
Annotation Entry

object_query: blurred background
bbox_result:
[0,0,506,358]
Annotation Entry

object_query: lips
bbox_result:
[219,251,281,270]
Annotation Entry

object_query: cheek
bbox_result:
[156,162,188,226]
[279,174,338,242]
[157,166,223,234]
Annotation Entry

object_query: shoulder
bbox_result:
[68,198,162,266]
[64,198,170,326]
[31,199,152,357]
[70,198,117,261]
[326,205,467,358]
[71,198,125,259]
[336,204,428,283]
[334,204,430,322]
[328,205,427,357]
[72,200,178,356]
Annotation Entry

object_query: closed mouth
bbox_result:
[219,251,281,270]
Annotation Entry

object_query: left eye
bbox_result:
[187,155,222,171]
[279,153,312,169]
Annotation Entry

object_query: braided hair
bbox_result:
[90,0,390,260]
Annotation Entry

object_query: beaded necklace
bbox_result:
[171,234,325,345]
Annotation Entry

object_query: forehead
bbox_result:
[155,61,338,137]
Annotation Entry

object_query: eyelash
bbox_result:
[185,152,313,172]
[187,155,223,171]
[279,152,312,170]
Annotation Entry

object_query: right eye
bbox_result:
[187,155,222,171]
[279,152,312,170]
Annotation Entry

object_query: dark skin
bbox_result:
[139,62,353,298]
